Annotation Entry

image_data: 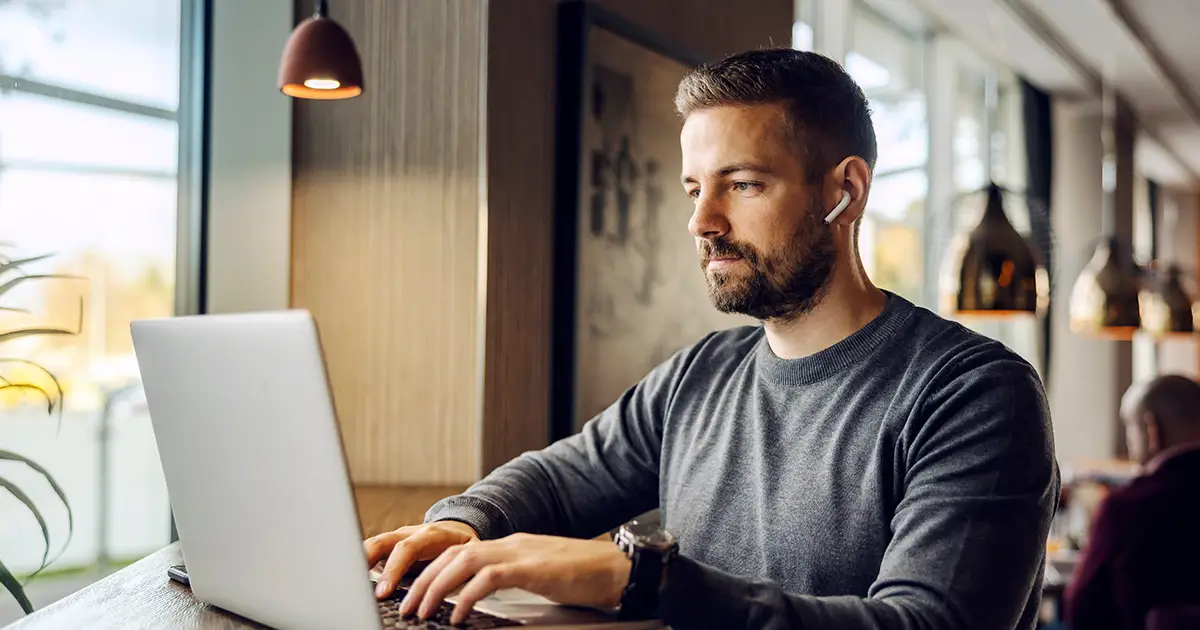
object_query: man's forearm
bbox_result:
[658,555,955,630]
[425,401,662,539]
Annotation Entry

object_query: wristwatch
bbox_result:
[614,519,678,620]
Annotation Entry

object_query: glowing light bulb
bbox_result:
[303,78,340,90]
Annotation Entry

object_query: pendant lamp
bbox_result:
[278,0,364,100]
[1138,193,1197,338]
[943,182,1049,316]
[1069,236,1142,339]
[1067,82,1142,340]
[940,69,1049,318]
[1139,263,1197,338]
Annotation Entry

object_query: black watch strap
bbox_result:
[618,545,666,620]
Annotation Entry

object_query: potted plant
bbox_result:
[0,248,81,615]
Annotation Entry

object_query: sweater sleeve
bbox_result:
[656,351,1060,630]
[423,337,708,541]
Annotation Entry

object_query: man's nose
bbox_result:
[688,195,730,239]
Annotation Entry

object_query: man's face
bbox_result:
[680,103,837,321]
[1124,417,1150,465]
[1120,384,1157,465]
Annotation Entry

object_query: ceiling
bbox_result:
[911,0,1200,189]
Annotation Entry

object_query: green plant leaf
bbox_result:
[0,383,53,414]
[0,273,81,300]
[0,359,66,433]
[0,327,77,344]
[0,254,53,277]
[0,555,33,615]
[0,477,52,578]
[0,451,73,570]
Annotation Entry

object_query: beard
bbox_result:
[699,201,837,322]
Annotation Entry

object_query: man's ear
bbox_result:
[1144,412,1161,454]
[825,156,871,226]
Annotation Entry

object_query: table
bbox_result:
[5,484,1069,629]
[6,543,259,630]
[5,485,465,630]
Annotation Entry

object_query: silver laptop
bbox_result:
[131,310,659,630]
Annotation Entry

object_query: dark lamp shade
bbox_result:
[940,184,1048,318]
[278,16,363,100]
[1139,265,1196,338]
[1068,237,1142,340]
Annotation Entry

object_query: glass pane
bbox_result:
[793,0,815,50]
[862,171,927,304]
[869,93,928,175]
[0,169,176,579]
[0,2,184,621]
[0,92,178,174]
[850,0,930,307]
[0,0,180,110]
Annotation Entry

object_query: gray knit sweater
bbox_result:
[426,292,1060,629]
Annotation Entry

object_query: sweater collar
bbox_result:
[755,290,915,386]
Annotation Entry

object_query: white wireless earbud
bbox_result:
[824,191,851,224]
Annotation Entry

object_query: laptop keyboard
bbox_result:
[377,588,522,629]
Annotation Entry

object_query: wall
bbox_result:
[478,0,793,473]
[205,0,293,314]
[1048,101,1119,464]
[290,0,487,485]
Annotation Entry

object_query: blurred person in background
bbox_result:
[1066,374,1200,630]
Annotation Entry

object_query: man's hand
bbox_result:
[398,533,632,625]
[364,520,481,598]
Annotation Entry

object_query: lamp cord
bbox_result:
[983,68,998,185]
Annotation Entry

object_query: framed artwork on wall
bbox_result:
[550,2,755,441]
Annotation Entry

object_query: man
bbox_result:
[365,49,1059,629]
[1066,374,1200,629]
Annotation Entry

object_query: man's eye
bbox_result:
[687,188,701,198]
[733,181,761,193]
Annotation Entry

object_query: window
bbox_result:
[847,0,930,307]
[793,0,815,51]
[0,0,194,611]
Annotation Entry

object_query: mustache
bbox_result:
[700,238,756,264]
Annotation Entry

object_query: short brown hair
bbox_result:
[675,48,878,183]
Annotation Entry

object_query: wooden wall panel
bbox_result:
[478,0,793,473]
[291,0,486,485]
[479,0,559,474]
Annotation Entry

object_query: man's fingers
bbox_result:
[416,544,495,620]
[363,530,409,568]
[450,564,522,625]
[375,530,438,597]
[399,542,466,615]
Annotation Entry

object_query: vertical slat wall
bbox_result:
[291,0,486,485]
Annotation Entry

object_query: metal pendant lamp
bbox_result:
[1069,236,1142,339]
[1138,193,1197,338]
[942,70,1048,318]
[948,182,1048,316]
[278,0,364,100]
[1139,263,1197,338]
[1067,80,1142,340]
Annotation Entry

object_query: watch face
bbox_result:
[622,519,677,549]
